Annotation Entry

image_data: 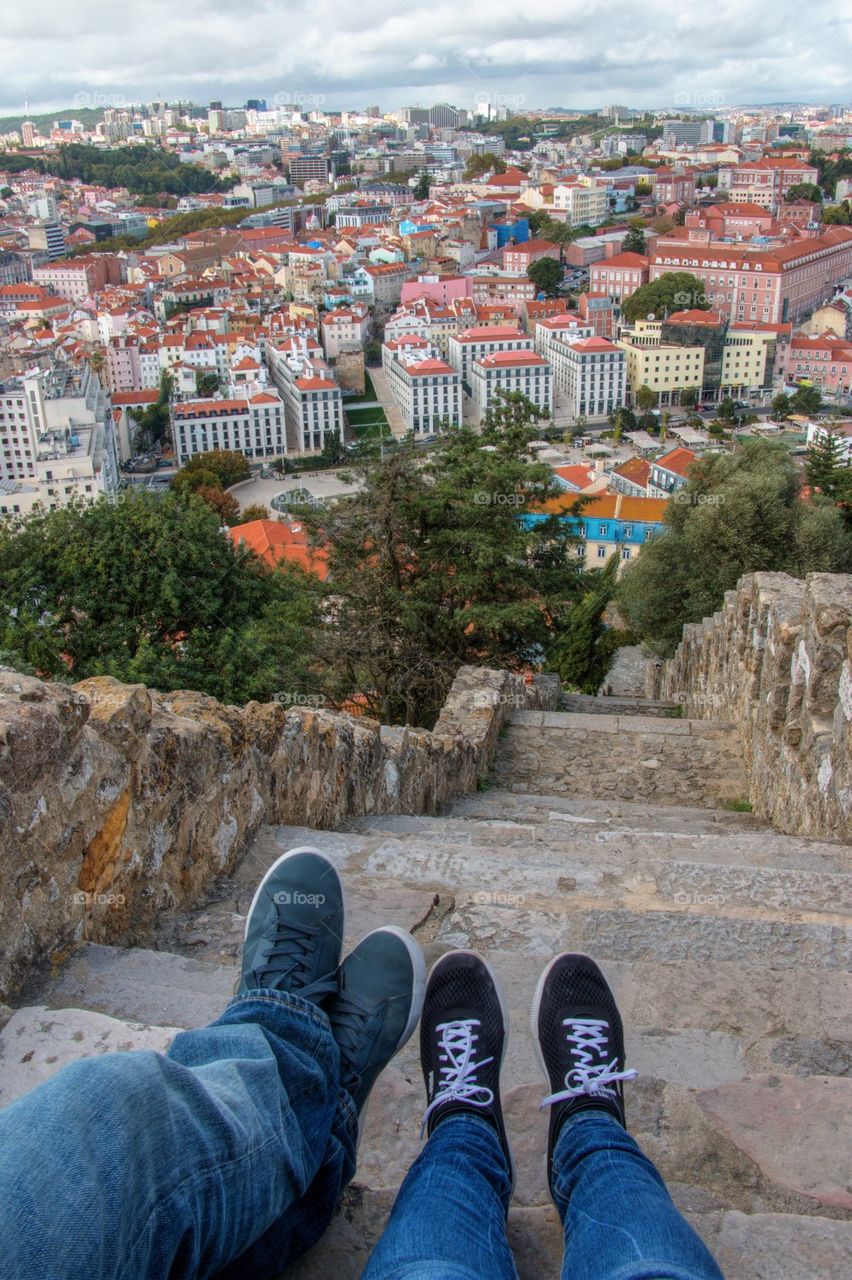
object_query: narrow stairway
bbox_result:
[2,703,850,1278]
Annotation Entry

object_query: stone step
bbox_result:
[449,788,767,833]
[0,1004,180,1109]
[251,818,851,920]
[285,1199,852,1280]
[4,1001,849,1279]
[38,943,238,1029]
[345,812,852,876]
[560,693,681,717]
[494,710,745,808]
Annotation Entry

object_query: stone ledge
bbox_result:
[0,667,558,1003]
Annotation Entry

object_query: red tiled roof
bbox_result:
[228,518,329,579]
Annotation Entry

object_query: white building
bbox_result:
[382,337,462,434]
[321,305,370,359]
[266,336,345,456]
[804,419,852,466]
[448,325,533,391]
[0,366,119,517]
[172,390,287,464]
[549,335,627,422]
[469,350,553,422]
[552,182,609,228]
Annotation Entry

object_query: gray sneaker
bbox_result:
[238,846,345,1004]
[328,927,426,1126]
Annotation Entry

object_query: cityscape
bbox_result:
[0,12,851,1278]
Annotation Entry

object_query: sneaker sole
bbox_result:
[243,845,346,942]
[427,949,516,1195]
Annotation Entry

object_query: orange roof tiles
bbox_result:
[228,519,329,579]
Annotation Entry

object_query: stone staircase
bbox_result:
[2,704,851,1278]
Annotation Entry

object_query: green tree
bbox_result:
[413,171,433,200]
[129,371,174,450]
[635,385,657,412]
[617,439,852,653]
[718,397,738,424]
[547,556,620,692]
[790,384,823,416]
[786,182,822,204]
[172,449,251,496]
[679,387,699,408]
[528,257,564,297]
[771,392,791,420]
[463,152,507,180]
[805,429,852,506]
[0,493,322,703]
[239,503,271,523]
[621,225,647,255]
[620,272,710,323]
[298,402,582,724]
[195,370,220,397]
[822,201,852,225]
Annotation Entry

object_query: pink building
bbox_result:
[724,156,819,212]
[588,252,650,303]
[685,203,774,239]
[650,227,852,324]
[653,169,696,206]
[787,333,852,395]
[502,239,561,273]
[400,274,473,307]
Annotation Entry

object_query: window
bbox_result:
[597,546,607,559]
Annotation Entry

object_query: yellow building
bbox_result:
[617,321,705,403]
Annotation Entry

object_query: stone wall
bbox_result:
[0,666,558,1002]
[649,572,852,842]
[494,710,745,808]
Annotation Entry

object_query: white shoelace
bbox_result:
[539,1017,637,1109]
[420,1018,494,1137]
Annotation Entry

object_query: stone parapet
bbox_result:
[650,573,852,842]
[0,667,558,1001]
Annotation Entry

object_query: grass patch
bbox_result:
[723,799,754,813]
[346,406,388,427]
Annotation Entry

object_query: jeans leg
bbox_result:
[0,989,357,1280]
[363,1114,517,1280]
[553,1113,723,1280]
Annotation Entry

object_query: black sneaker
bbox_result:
[238,847,344,1003]
[419,950,513,1188]
[532,953,636,1197]
[328,927,426,1134]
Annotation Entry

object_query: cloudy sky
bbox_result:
[2,0,850,117]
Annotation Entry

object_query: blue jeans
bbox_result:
[362,1112,724,1280]
[0,999,722,1280]
[0,990,357,1280]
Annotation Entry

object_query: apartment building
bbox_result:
[502,239,561,273]
[0,366,118,516]
[552,182,609,228]
[787,334,852,395]
[649,227,852,325]
[534,314,594,357]
[382,337,462,434]
[721,156,819,211]
[549,335,627,421]
[32,255,122,304]
[320,304,370,359]
[266,337,345,455]
[530,491,667,571]
[448,325,533,389]
[172,390,286,464]
[469,350,553,421]
[468,274,537,309]
[588,252,649,304]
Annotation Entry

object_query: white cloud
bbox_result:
[1,0,849,114]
